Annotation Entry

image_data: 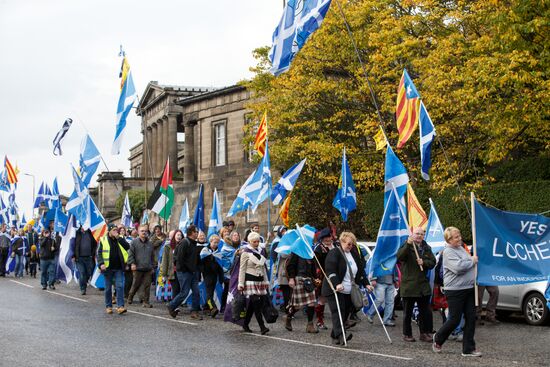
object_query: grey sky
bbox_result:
[0,0,281,220]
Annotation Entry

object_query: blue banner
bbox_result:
[475,199,550,286]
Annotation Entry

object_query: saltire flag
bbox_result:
[193,184,206,232]
[396,69,420,148]
[44,183,53,208]
[332,147,356,222]
[121,192,132,227]
[54,208,69,234]
[4,156,18,184]
[370,186,410,277]
[112,51,138,155]
[79,134,101,187]
[146,159,174,221]
[407,183,427,230]
[419,101,435,180]
[66,165,89,225]
[5,240,15,273]
[33,182,46,208]
[90,265,105,289]
[207,189,222,239]
[275,224,316,259]
[279,193,291,227]
[0,171,9,192]
[373,126,387,151]
[141,210,149,224]
[0,196,8,225]
[51,178,60,209]
[269,0,333,75]
[178,197,191,233]
[20,214,27,229]
[84,196,107,241]
[227,171,255,217]
[52,118,73,156]
[56,215,76,284]
[271,158,306,205]
[424,198,445,254]
[384,145,409,208]
[253,112,267,157]
[243,140,272,214]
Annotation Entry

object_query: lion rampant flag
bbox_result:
[279,193,291,226]
[407,183,427,230]
[254,112,267,157]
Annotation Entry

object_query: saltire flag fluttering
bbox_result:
[4,156,18,184]
[54,207,68,234]
[84,196,107,241]
[112,49,138,155]
[424,198,445,254]
[419,101,435,180]
[51,178,60,209]
[0,171,9,192]
[141,210,149,224]
[369,186,410,277]
[121,192,132,227]
[33,182,46,209]
[396,69,420,149]
[66,165,90,225]
[147,159,174,221]
[271,158,306,205]
[20,214,27,229]
[247,140,272,213]
[178,198,191,233]
[254,112,267,157]
[193,183,206,232]
[407,183,427,230]
[279,193,291,227]
[373,127,387,151]
[384,145,409,209]
[275,224,316,259]
[79,134,101,187]
[56,215,77,284]
[52,118,73,156]
[207,189,223,239]
[227,171,255,217]
[269,0,333,75]
[0,196,8,224]
[332,148,356,222]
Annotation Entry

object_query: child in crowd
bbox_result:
[29,245,39,278]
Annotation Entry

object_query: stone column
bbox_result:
[162,116,170,171]
[183,121,196,183]
[144,126,153,179]
[167,113,178,174]
[152,122,158,176]
[156,120,164,176]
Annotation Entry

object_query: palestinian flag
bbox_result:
[147,159,174,220]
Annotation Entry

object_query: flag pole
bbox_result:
[392,183,422,271]
[367,292,392,343]
[471,192,479,307]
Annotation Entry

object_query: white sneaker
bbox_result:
[462,350,482,357]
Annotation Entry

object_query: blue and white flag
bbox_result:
[112,52,138,155]
[56,216,76,284]
[90,265,105,289]
[20,214,27,229]
[51,178,60,209]
[545,280,550,311]
[207,189,222,239]
[141,210,149,225]
[384,145,409,208]
[0,196,8,224]
[178,198,191,233]
[271,158,306,205]
[246,141,272,213]
[33,182,45,208]
[227,171,255,217]
[0,171,9,192]
[5,240,15,273]
[269,0,333,75]
[424,198,445,254]
[332,148,356,222]
[474,198,550,286]
[419,102,435,181]
[275,224,316,259]
[66,165,89,225]
[44,183,54,208]
[193,184,206,233]
[79,134,101,187]
[52,118,73,156]
[370,186,410,277]
[54,207,69,234]
[121,192,132,227]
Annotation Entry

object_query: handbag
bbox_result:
[261,294,279,324]
[337,247,365,309]
[231,293,247,321]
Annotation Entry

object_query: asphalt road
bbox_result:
[1,277,548,367]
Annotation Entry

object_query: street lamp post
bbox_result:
[23,173,35,217]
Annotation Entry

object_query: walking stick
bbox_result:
[368,292,393,344]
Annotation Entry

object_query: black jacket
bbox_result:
[39,236,59,260]
[321,246,369,297]
[74,229,98,259]
[175,237,200,273]
[286,254,316,279]
[200,246,224,282]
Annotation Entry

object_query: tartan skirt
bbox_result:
[290,277,317,308]
[243,280,269,296]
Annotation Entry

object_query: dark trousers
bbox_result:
[29,263,38,277]
[477,285,499,318]
[327,292,351,339]
[402,295,433,336]
[244,295,266,329]
[220,279,229,310]
[128,270,153,304]
[171,276,181,301]
[0,248,8,276]
[203,273,218,310]
[124,270,133,298]
[434,288,476,354]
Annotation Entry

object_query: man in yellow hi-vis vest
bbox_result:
[97,223,130,314]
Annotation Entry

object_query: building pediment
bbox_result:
[138,81,216,116]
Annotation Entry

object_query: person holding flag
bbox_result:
[39,228,59,290]
[73,227,97,295]
[0,223,10,277]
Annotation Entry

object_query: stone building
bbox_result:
[94,82,270,234]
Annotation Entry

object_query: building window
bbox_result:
[134,165,141,178]
[246,207,259,223]
[217,189,224,215]
[213,121,226,167]
[244,113,255,162]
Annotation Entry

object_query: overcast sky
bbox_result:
[0,0,282,220]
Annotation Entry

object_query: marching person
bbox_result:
[127,224,156,308]
[397,227,436,342]
[73,227,97,295]
[0,223,11,277]
[159,229,182,301]
[433,227,481,357]
[97,224,129,315]
[200,234,224,317]
[150,224,166,264]
[366,264,399,327]
[29,244,39,278]
[313,228,335,330]
[12,229,27,278]
[286,251,319,334]
[39,228,58,290]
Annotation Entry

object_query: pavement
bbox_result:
[1,276,548,367]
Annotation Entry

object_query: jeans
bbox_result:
[169,271,200,311]
[402,295,433,336]
[103,269,125,308]
[40,259,56,287]
[434,288,476,354]
[367,282,395,324]
[75,257,94,291]
[15,254,25,277]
